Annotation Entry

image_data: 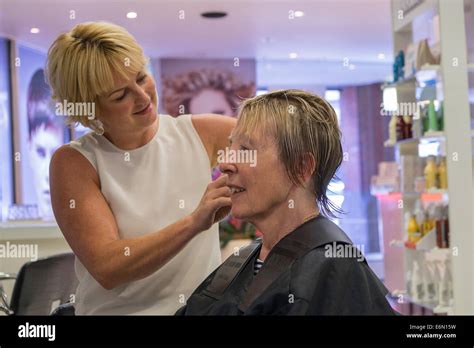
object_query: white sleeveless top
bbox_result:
[68,114,221,315]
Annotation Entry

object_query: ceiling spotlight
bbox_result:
[127,12,138,19]
[289,52,298,59]
[30,27,40,34]
[378,53,386,60]
[294,11,304,17]
[201,11,228,19]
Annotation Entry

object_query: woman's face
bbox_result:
[28,123,64,219]
[218,131,294,223]
[189,88,234,116]
[97,70,158,135]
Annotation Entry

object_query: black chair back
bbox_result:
[10,253,78,315]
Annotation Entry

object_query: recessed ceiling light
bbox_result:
[289,52,298,59]
[127,12,137,19]
[294,11,304,17]
[201,11,227,19]
[30,27,40,34]
[378,53,386,60]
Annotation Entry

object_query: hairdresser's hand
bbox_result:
[190,174,232,233]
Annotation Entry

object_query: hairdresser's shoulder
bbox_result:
[50,144,97,178]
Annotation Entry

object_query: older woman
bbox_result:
[177,89,395,315]
[48,21,235,315]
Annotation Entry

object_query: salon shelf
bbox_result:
[0,221,63,240]
[393,0,437,33]
[381,76,416,89]
[390,238,451,255]
[404,294,452,314]
[383,0,473,316]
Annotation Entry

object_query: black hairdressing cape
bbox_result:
[176,215,395,315]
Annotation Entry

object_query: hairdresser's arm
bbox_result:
[191,114,237,167]
[49,145,231,290]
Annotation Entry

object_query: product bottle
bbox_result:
[421,105,429,135]
[428,203,438,234]
[438,101,444,131]
[445,259,454,306]
[441,204,450,248]
[428,100,438,132]
[422,209,432,236]
[432,261,441,305]
[424,156,438,190]
[434,204,444,248]
[388,116,397,144]
[438,260,452,307]
[424,262,436,303]
[414,200,425,236]
[412,261,425,301]
[408,214,421,244]
[403,115,413,139]
[438,157,448,189]
[396,116,406,141]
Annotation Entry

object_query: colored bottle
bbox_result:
[444,205,450,248]
[396,116,406,140]
[421,104,430,135]
[408,214,421,243]
[422,209,433,236]
[403,116,413,139]
[388,116,397,144]
[438,101,444,131]
[434,205,444,248]
[438,157,447,189]
[428,100,438,132]
[424,156,438,190]
[414,200,425,235]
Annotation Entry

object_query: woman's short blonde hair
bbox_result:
[234,89,343,218]
[46,21,148,129]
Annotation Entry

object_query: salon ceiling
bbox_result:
[0,0,393,86]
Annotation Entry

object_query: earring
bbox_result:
[91,119,104,135]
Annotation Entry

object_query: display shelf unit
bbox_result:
[0,221,63,240]
[377,0,474,315]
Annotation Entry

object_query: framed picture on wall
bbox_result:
[11,43,70,221]
[0,38,14,222]
[161,58,258,246]
[160,58,256,117]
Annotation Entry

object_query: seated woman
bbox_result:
[176,89,395,315]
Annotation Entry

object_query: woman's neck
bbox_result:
[255,203,319,261]
[103,117,159,150]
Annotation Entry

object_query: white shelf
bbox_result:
[404,294,451,313]
[395,131,474,147]
[0,221,63,240]
[387,0,473,316]
[393,0,437,33]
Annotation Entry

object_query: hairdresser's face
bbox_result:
[218,131,294,223]
[29,124,63,219]
[189,88,233,116]
[97,70,158,135]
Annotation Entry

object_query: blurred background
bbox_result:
[0,0,473,316]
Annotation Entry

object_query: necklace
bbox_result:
[302,211,319,223]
